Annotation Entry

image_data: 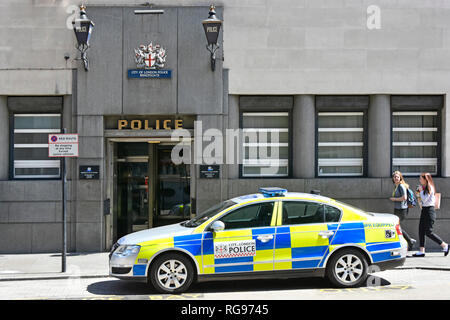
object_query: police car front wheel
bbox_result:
[149,253,195,294]
[326,248,368,288]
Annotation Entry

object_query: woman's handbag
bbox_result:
[435,193,441,210]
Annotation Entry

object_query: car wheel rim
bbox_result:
[157,259,188,290]
[334,254,364,284]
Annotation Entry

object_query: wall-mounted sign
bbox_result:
[118,119,183,130]
[48,134,79,157]
[79,165,100,180]
[129,42,172,79]
[200,165,220,179]
[128,69,171,79]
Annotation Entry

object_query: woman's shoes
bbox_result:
[444,244,449,257]
[412,252,425,257]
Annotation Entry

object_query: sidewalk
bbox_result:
[0,251,448,282]
[0,252,110,281]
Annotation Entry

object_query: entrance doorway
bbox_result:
[111,142,191,242]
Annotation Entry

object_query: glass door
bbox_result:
[115,143,150,240]
[155,145,191,226]
[116,160,149,239]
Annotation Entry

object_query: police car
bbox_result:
[109,187,407,293]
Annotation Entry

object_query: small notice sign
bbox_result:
[79,165,100,180]
[48,134,79,157]
[199,165,220,179]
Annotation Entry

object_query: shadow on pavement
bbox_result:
[87,280,157,296]
[87,275,391,297]
[50,253,95,257]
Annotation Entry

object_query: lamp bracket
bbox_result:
[75,44,90,71]
[206,44,220,71]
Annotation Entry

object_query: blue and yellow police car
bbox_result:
[109,187,407,293]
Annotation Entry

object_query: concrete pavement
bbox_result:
[0,252,110,281]
[0,250,448,282]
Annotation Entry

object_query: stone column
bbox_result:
[227,95,240,180]
[293,95,315,178]
[368,95,391,177]
[442,94,450,177]
[0,96,8,180]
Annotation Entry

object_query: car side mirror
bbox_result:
[210,220,225,232]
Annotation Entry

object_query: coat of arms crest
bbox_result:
[134,42,166,69]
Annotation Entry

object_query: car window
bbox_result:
[282,201,324,225]
[219,202,275,230]
[324,205,342,223]
[184,200,236,227]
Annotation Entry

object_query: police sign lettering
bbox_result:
[214,240,256,259]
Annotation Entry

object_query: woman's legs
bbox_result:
[418,211,426,253]
[418,207,447,254]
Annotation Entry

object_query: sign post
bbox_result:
[48,130,79,273]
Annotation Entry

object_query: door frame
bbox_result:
[105,137,193,248]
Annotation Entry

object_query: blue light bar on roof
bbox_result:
[259,187,287,197]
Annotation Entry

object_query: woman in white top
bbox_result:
[413,173,449,257]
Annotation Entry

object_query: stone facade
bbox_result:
[0,0,449,253]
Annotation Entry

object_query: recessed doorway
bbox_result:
[109,142,191,244]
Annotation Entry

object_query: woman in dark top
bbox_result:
[389,171,415,251]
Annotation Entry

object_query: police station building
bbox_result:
[0,0,449,253]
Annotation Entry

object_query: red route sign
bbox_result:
[48,134,79,157]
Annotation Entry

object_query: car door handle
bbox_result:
[319,231,335,239]
[257,235,274,243]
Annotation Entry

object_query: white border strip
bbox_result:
[318,142,363,147]
[318,112,364,116]
[393,111,437,116]
[243,112,289,117]
[14,129,61,133]
[14,144,49,148]
[392,158,437,166]
[392,142,438,147]
[318,158,363,166]
[392,127,437,132]
[318,128,363,132]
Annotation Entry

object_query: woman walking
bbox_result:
[413,172,449,257]
[390,171,416,251]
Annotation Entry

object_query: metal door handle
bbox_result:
[319,231,334,239]
[257,235,274,243]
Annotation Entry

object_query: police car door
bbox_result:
[202,201,277,274]
[274,201,332,271]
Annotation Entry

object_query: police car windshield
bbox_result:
[183,200,237,227]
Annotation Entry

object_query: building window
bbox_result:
[392,111,439,176]
[12,114,61,179]
[241,112,290,177]
[317,112,365,176]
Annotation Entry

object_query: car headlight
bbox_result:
[114,245,140,257]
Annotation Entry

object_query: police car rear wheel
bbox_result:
[326,249,368,288]
[149,253,194,294]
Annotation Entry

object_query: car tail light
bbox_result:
[395,224,403,236]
